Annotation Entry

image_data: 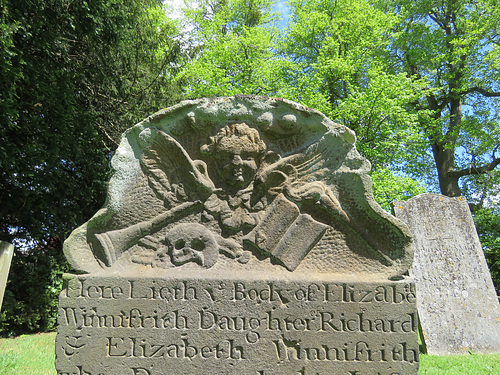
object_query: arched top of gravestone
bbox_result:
[64,96,413,278]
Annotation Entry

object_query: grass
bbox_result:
[1,332,499,374]
[0,332,57,375]
[419,352,500,374]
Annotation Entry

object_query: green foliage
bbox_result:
[280,0,500,197]
[0,238,69,337]
[0,0,185,335]
[370,168,427,211]
[0,0,183,246]
[474,207,500,295]
[273,0,434,180]
[179,0,290,97]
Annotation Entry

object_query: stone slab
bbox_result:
[393,194,500,354]
[63,96,415,279]
[0,241,14,311]
[57,97,419,374]
[56,274,419,375]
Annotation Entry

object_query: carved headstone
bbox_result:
[56,96,419,374]
[393,194,500,355]
[0,241,14,311]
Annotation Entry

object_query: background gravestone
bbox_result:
[0,241,14,311]
[56,96,419,374]
[393,194,500,355]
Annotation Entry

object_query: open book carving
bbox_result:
[244,194,328,271]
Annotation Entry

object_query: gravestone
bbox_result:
[0,241,14,311]
[393,194,500,355]
[56,96,419,375]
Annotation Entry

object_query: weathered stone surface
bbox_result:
[57,96,419,374]
[393,194,500,355]
[0,241,14,311]
[63,96,413,278]
[56,274,419,375]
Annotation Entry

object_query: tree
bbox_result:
[278,0,500,204]
[0,0,186,336]
[0,0,184,246]
[279,0,500,292]
[179,0,289,97]
[386,0,500,199]
[282,0,430,166]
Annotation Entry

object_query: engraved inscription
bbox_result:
[62,278,416,304]
[272,339,418,363]
[56,277,419,375]
[106,336,245,360]
[57,98,419,374]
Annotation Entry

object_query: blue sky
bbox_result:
[272,0,291,28]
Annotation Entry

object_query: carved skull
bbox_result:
[164,223,218,268]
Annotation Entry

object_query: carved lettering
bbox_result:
[57,97,419,374]
[106,336,245,360]
[57,278,419,374]
[319,312,417,333]
[271,337,415,364]
[128,280,198,301]
[323,284,416,304]
[59,307,190,330]
[233,282,290,304]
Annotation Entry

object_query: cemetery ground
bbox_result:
[0,332,499,374]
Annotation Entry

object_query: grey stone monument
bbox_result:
[0,241,14,312]
[56,96,419,374]
[393,193,500,355]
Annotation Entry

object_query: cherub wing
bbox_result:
[256,132,360,198]
[141,130,215,206]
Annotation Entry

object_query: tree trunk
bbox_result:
[432,143,462,197]
[432,93,463,197]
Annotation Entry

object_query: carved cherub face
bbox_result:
[163,223,218,268]
[201,123,266,191]
[218,150,259,190]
